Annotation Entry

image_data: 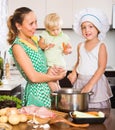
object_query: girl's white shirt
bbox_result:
[77,42,102,75]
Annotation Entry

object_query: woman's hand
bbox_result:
[47,66,66,80]
[67,71,77,84]
[45,43,55,50]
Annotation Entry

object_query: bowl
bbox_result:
[69,111,106,124]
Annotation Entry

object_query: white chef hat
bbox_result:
[73,8,110,40]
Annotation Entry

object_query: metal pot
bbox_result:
[51,88,92,112]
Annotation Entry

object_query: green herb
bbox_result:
[0,95,22,109]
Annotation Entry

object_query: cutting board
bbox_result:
[27,110,68,124]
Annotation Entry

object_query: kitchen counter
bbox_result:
[0,69,25,99]
[0,78,22,99]
[11,108,115,130]
[0,78,21,91]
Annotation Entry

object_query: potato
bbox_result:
[19,114,28,122]
[8,114,20,125]
[6,107,19,116]
[0,115,8,123]
[0,107,9,116]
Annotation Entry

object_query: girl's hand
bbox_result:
[81,84,93,93]
[67,71,77,84]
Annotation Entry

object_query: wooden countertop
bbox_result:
[10,108,115,130]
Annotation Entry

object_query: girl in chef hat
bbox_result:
[68,8,113,108]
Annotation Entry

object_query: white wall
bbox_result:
[0,0,9,54]
[0,0,11,64]
[113,0,115,4]
[105,30,115,69]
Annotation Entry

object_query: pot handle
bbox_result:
[51,91,58,96]
[88,91,94,96]
[51,91,58,110]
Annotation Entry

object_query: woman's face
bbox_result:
[81,21,99,40]
[17,11,38,38]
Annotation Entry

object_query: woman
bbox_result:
[7,7,66,108]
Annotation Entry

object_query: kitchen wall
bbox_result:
[0,0,8,52]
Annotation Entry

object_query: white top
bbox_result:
[77,42,102,75]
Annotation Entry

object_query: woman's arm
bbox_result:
[81,43,107,93]
[12,44,66,83]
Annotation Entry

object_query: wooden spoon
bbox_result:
[49,116,89,128]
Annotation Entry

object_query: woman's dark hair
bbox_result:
[7,7,32,44]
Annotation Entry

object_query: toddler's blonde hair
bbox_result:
[44,13,63,30]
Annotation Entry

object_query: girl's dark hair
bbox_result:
[7,7,32,44]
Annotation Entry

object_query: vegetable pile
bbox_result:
[0,95,22,109]
[0,107,28,125]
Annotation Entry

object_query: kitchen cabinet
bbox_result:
[112,4,115,28]
[8,0,46,28]
[105,71,115,108]
[73,0,112,25]
[8,0,112,28]
[46,0,73,28]
[8,0,73,28]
